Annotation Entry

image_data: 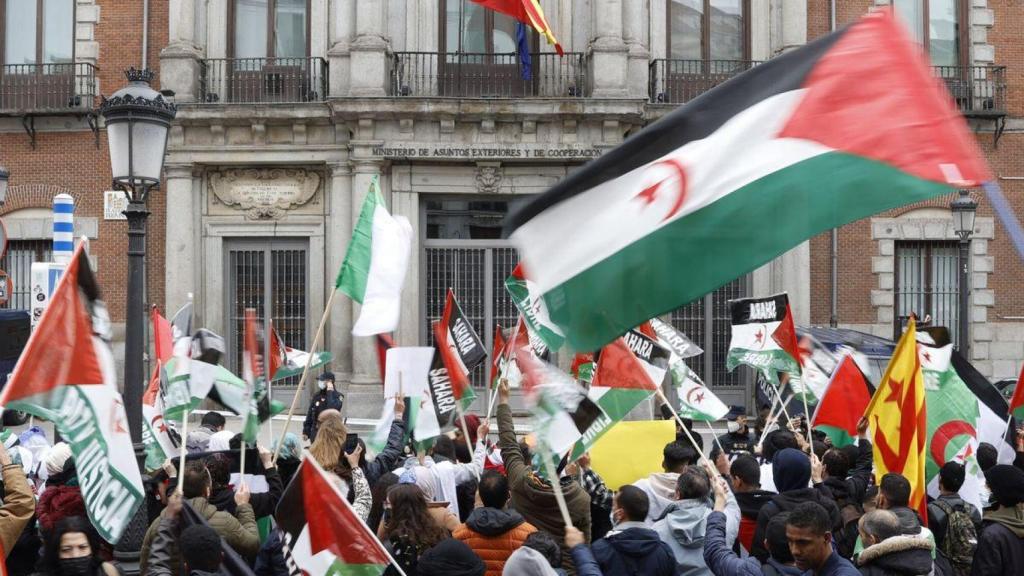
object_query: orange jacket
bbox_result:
[453,508,538,576]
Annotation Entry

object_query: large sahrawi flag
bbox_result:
[0,241,143,543]
[726,294,801,382]
[434,289,487,410]
[505,263,566,352]
[337,175,413,337]
[504,9,990,351]
[276,456,399,576]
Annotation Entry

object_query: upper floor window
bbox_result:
[1,0,74,65]
[668,0,748,61]
[442,0,521,55]
[893,0,964,67]
[231,0,308,59]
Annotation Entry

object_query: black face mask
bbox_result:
[58,556,93,576]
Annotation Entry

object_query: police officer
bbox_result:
[718,405,755,456]
[303,372,343,442]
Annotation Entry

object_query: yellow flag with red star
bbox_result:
[865,317,928,524]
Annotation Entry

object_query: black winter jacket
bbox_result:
[856,535,935,576]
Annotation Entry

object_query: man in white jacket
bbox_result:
[633,441,698,523]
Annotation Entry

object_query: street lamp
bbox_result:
[99,67,175,568]
[0,166,9,205]
[951,189,977,358]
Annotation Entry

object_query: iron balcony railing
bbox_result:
[649,59,760,104]
[0,63,98,113]
[199,57,328,104]
[391,52,588,98]
[933,65,1006,117]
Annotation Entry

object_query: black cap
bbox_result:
[318,371,335,382]
[726,405,746,420]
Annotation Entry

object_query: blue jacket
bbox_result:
[590,523,675,576]
[812,552,861,576]
[570,543,604,576]
[703,511,768,576]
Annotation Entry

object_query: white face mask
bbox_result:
[318,381,327,391]
[727,421,741,434]
[609,509,620,528]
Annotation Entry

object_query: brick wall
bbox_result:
[0,0,170,322]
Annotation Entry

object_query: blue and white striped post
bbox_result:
[52,193,74,264]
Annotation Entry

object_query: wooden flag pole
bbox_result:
[273,286,338,464]
[539,443,574,529]
[456,404,479,479]
[704,421,727,456]
[797,376,815,452]
[239,440,248,490]
[757,391,793,449]
[176,410,189,495]
[654,388,710,464]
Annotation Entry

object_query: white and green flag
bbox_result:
[726,294,802,384]
[673,362,729,422]
[337,175,413,337]
[505,263,566,352]
[0,242,143,543]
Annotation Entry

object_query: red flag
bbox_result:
[772,303,803,370]
[151,306,173,363]
[376,333,395,384]
[490,325,506,388]
[593,338,661,392]
[1010,363,1024,422]
[812,355,872,447]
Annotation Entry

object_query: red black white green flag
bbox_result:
[0,241,143,543]
[269,323,332,382]
[505,9,990,352]
[276,456,402,576]
[811,354,872,447]
[432,289,487,410]
[505,263,566,353]
[1010,364,1024,423]
[727,294,802,383]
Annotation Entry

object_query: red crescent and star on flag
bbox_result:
[633,158,689,222]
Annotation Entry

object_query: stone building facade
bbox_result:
[153,0,1023,416]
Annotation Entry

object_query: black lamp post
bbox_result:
[951,189,977,359]
[98,67,176,568]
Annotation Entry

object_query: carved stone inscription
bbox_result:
[209,168,321,220]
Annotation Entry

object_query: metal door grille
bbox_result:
[226,240,309,386]
[423,243,521,389]
[670,276,751,388]
[0,240,52,310]
[895,241,960,345]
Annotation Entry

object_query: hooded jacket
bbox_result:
[633,473,679,524]
[502,546,560,576]
[750,449,841,563]
[139,497,259,574]
[453,507,538,576]
[856,535,935,576]
[653,491,740,576]
[734,489,775,552]
[497,403,590,574]
[971,505,1024,576]
[590,522,675,576]
[416,538,486,576]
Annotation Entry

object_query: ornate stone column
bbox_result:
[350,158,384,383]
[160,0,203,102]
[622,0,648,99]
[590,0,628,98]
[163,164,197,312]
[350,0,389,96]
[327,161,354,383]
[329,0,355,97]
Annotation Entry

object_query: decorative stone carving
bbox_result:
[475,164,503,194]
[209,168,321,220]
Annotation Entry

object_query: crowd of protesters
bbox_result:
[0,378,1023,576]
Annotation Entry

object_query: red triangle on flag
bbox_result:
[812,355,871,446]
[771,303,802,370]
[151,306,173,363]
[593,338,659,391]
[301,458,391,566]
[0,245,104,406]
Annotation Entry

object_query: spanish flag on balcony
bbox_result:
[472,0,564,55]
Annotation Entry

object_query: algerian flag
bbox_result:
[505,263,565,352]
[570,337,663,460]
[674,362,729,422]
[726,294,801,384]
[337,176,413,337]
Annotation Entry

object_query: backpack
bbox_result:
[934,499,977,576]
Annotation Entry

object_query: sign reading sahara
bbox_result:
[0,241,143,543]
[726,293,801,382]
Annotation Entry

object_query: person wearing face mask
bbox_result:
[32,516,120,576]
[719,406,755,456]
[590,485,675,576]
[303,372,344,442]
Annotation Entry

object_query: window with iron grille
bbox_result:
[670,275,751,389]
[895,240,960,345]
[0,239,52,310]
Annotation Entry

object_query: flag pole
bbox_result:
[273,286,338,464]
[239,440,248,490]
[176,410,189,495]
[757,392,793,449]
[703,421,727,456]
[797,378,815,453]
[455,404,479,479]
[654,388,710,464]
[539,443,574,529]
